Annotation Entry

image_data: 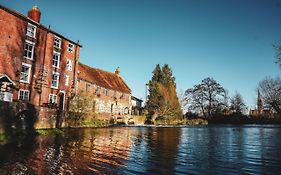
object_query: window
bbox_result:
[105,89,109,96]
[95,86,100,95]
[86,83,91,92]
[18,89,29,101]
[51,72,60,88]
[26,23,36,38]
[66,59,72,71]
[20,63,31,83]
[65,75,69,86]
[49,94,57,104]
[54,36,61,48]
[24,40,34,60]
[52,52,60,68]
[68,43,74,53]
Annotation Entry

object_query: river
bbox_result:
[0,125,281,175]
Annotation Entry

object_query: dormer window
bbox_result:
[54,36,61,49]
[26,23,36,38]
[68,43,74,53]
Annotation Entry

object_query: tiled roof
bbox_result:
[78,62,131,94]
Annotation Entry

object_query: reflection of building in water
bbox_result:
[249,89,275,118]
[10,128,135,174]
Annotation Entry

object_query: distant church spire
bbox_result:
[257,89,262,112]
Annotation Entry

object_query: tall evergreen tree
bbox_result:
[147,64,182,121]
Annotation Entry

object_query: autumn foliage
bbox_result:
[146,64,182,121]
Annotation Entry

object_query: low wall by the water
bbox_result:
[0,101,68,132]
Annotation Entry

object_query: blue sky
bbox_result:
[2,0,281,109]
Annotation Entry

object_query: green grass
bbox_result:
[80,118,111,128]
[0,133,9,145]
[36,128,65,136]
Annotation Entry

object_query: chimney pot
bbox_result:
[115,67,120,76]
[28,6,41,23]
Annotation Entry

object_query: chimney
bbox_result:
[115,67,120,76]
[28,6,41,23]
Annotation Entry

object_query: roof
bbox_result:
[132,96,143,102]
[78,62,131,94]
[0,4,82,47]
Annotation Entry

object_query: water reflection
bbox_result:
[0,125,281,175]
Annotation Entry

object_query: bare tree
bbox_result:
[185,77,227,118]
[230,92,247,114]
[259,76,281,115]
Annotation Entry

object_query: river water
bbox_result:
[0,125,281,175]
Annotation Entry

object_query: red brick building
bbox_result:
[77,63,131,119]
[0,4,133,128]
[0,5,81,128]
[0,5,81,107]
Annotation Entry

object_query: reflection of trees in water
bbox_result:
[129,127,181,175]
[0,128,135,174]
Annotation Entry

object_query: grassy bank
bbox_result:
[67,118,112,128]
[36,128,65,136]
[155,118,208,125]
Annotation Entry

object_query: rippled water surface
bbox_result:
[1,125,281,175]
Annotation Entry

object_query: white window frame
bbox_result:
[54,36,61,49]
[51,72,60,89]
[24,40,35,60]
[26,23,36,38]
[52,51,60,68]
[20,63,31,83]
[66,59,72,71]
[18,89,30,101]
[49,94,57,104]
[68,43,74,53]
[65,75,69,86]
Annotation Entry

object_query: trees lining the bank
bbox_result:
[184,77,227,118]
[258,76,281,115]
[230,92,247,114]
[146,64,182,122]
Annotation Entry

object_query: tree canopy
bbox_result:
[184,77,227,118]
[259,76,281,115]
[230,92,247,114]
[146,64,182,121]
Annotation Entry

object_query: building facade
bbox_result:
[0,5,82,128]
[77,63,131,119]
[131,96,143,115]
[0,4,133,128]
[0,5,81,108]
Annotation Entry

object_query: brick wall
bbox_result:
[0,7,81,110]
[77,79,131,118]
